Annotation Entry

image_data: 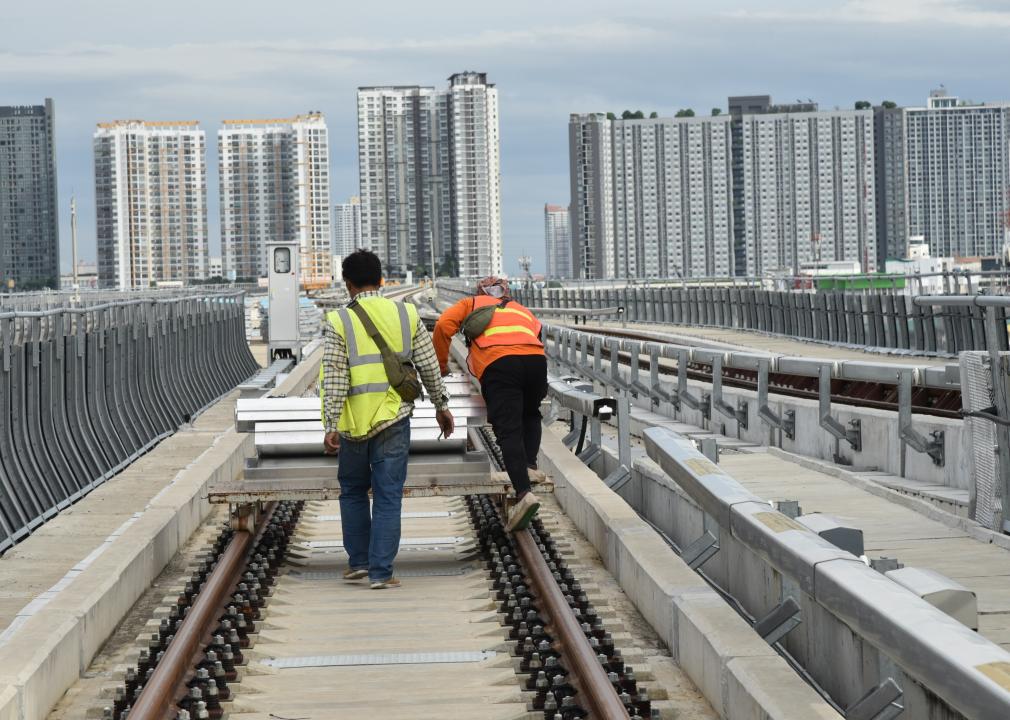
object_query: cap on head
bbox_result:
[476,276,510,299]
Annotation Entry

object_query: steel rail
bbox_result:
[513,528,631,720]
[130,502,278,720]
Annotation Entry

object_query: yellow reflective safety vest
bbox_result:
[321,296,419,439]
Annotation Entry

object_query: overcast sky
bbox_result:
[4,0,1010,276]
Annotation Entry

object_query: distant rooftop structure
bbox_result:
[221,112,324,127]
[928,86,958,109]
[95,119,200,129]
[728,95,818,116]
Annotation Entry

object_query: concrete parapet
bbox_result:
[539,429,839,718]
[0,429,252,720]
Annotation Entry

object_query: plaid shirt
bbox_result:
[321,290,449,438]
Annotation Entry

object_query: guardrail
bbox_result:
[543,323,957,472]
[510,284,1008,355]
[642,425,1010,719]
[545,375,629,487]
[0,292,260,553]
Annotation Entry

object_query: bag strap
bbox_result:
[348,300,391,353]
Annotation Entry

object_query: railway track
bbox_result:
[86,494,667,720]
[75,349,685,720]
[576,325,962,420]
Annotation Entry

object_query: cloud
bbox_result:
[725,0,1010,28]
[0,21,661,85]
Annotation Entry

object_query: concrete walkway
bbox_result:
[719,450,1010,650]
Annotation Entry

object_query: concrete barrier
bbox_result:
[538,429,840,718]
[0,428,252,720]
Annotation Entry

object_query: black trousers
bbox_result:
[480,354,548,496]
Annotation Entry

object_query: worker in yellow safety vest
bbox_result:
[320,250,454,589]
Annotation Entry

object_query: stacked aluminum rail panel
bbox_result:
[0,291,260,553]
[212,388,500,502]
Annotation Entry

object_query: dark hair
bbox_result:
[342,249,382,287]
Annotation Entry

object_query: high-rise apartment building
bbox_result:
[445,72,502,277]
[544,204,572,279]
[739,108,876,274]
[903,89,1010,258]
[218,113,331,283]
[0,99,59,289]
[334,196,362,259]
[94,120,208,289]
[873,105,907,263]
[356,72,501,278]
[569,114,614,279]
[357,85,445,276]
[568,113,735,279]
[569,99,876,278]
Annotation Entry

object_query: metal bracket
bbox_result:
[604,465,632,492]
[753,596,802,646]
[711,355,748,429]
[775,500,802,519]
[698,437,719,463]
[675,348,702,413]
[897,370,945,466]
[845,678,904,720]
[757,358,794,439]
[681,530,720,569]
[869,557,904,574]
[819,364,861,452]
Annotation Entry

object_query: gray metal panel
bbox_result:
[815,559,1010,719]
[777,357,833,376]
[642,427,764,528]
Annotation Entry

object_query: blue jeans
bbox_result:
[337,417,411,582]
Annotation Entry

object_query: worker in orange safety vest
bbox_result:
[433,276,547,531]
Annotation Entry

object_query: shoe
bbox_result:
[528,468,548,485]
[506,492,540,532]
[370,577,401,590]
[343,568,368,580]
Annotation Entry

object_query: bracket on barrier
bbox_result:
[753,596,802,646]
[603,392,633,491]
[818,364,861,455]
[845,678,903,720]
[897,370,945,467]
[674,348,703,414]
[647,345,676,408]
[711,355,748,429]
[681,529,720,569]
[756,358,795,439]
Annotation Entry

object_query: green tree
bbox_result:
[675,108,695,118]
[621,110,633,119]
[854,100,871,110]
[711,108,722,116]
[649,111,658,118]
[881,100,897,109]
[606,112,616,120]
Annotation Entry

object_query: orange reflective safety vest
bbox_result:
[469,295,544,350]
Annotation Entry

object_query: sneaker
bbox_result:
[370,577,401,590]
[343,568,368,580]
[506,492,540,532]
